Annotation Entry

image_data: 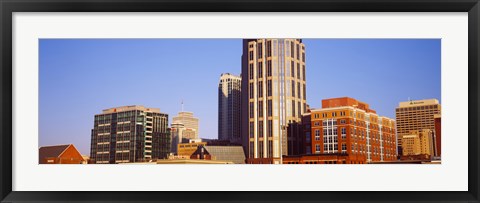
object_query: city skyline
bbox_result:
[40,39,441,155]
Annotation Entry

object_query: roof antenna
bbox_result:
[409,97,413,104]
[181,99,184,112]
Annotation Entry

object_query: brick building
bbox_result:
[308,97,397,164]
[39,144,84,164]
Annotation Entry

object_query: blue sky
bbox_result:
[39,39,441,155]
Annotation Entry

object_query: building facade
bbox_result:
[218,73,242,144]
[172,111,199,139]
[309,97,397,164]
[177,141,207,157]
[395,99,441,156]
[90,105,170,164]
[402,129,435,159]
[241,39,307,164]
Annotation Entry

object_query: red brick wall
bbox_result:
[57,145,84,164]
[434,117,441,157]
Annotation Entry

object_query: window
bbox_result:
[266,41,272,57]
[249,142,255,158]
[258,141,264,157]
[341,127,346,135]
[258,102,263,117]
[258,62,263,78]
[267,100,272,117]
[332,112,337,117]
[292,101,295,117]
[296,44,300,60]
[267,80,272,96]
[249,51,254,60]
[297,82,301,99]
[298,102,301,118]
[249,102,254,118]
[290,41,294,57]
[323,144,328,152]
[305,132,311,142]
[323,129,327,136]
[249,63,254,79]
[291,61,295,78]
[342,143,347,151]
[315,130,320,140]
[268,140,273,157]
[340,119,346,124]
[249,83,254,99]
[257,82,263,98]
[267,120,273,137]
[302,65,306,80]
[257,43,263,59]
[315,144,321,152]
[291,82,295,97]
[333,128,338,135]
[249,122,254,138]
[297,64,300,79]
[323,121,327,126]
[267,60,272,76]
[258,121,263,137]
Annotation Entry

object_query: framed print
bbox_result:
[1,0,479,202]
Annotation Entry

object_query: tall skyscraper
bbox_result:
[218,73,242,144]
[90,105,170,164]
[395,99,441,156]
[241,39,307,164]
[172,111,199,139]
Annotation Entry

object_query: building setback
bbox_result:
[241,39,307,164]
[172,111,199,139]
[395,99,441,156]
[218,73,242,144]
[90,105,170,164]
[309,97,397,164]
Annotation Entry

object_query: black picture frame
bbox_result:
[1,0,479,202]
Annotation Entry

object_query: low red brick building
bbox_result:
[283,153,350,164]
[39,144,84,164]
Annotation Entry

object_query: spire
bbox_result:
[181,99,184,112]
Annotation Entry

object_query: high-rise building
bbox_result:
[402,129,435,158]
[395,99,441,156]
[218,73,242,144]
[170,122,185,154]
[172,111,199,139]
[309,97,397,163]
[90,105,170,164]
[241,39,307,164]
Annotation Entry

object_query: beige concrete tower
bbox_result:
[241,39,307,164]
[395,99,441,155]
[172,111,199,140]
[218,73,242,144]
